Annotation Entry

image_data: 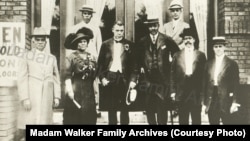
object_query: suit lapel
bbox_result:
[209,59,216,81]
[172,21,184,38]
[156,33,164,50]
[120,41,125,57]
[180,50,186,72]
[169,22,174,37]
[192,50,199,73]
[217,56,229,80]
[172,21,181,37]
[106,39,114,70]
[120,39,127,63]
[146,35,152,52]
[109,39,114,60]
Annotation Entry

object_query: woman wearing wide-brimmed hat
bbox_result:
[63,27,97,124]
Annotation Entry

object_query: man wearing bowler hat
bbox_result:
[163,0,189,50]
[15,27,61,141]
[170,28,206,125]
[136,18,179,125]
[70,4,102,117]
[202,36,240,124]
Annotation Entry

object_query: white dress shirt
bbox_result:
[184,47,194,75]
[109,41,122,73]
[150,33,159,44]
[214,54,225,86]
[172,19,181,31]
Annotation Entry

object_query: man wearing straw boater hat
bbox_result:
[170,28,206,125]
[15,27,61,141]
[70,4,102,58]
[202,36,240,124]
[136,17,179,125]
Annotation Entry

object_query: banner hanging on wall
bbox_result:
[0,22,25,87]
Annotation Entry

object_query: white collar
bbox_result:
[173,18,181,25]
[215,54,225,61]
[184,46,195,53]
[150,33,159,40]
[34,48,45,54]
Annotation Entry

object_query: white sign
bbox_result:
[0,22,25,87]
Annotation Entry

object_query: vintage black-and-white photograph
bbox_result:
[0,0,250,140]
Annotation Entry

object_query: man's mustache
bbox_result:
[185,41,192,45]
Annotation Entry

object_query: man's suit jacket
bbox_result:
[97,38,137,83]
[137,32,179,100]
[163,21,189,45]
[202,56,239,113]
[170,49,206,102]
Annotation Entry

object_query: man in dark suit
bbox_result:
[97,21,137,125]
[136,18,179,125]
[170,28,206,125]
[202,36,240,124]
[135,3,148,42]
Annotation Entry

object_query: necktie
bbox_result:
[152,35,156,44]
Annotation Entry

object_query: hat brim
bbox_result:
[30,35,49,38]
[144,21,159,24]
[213,41,227,44]
[180,34,194,38]
[72,35,91,44]
[169,5,183,10]
[144,19,159,25]
[79,9,95,13]
[70,35,91,50]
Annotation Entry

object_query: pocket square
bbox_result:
[161,45,166,50]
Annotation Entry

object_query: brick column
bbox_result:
[218,0,250,84]
[218,0,250,124]
[0,0,30,141]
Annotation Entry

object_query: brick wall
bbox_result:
[218,0,250,84]
[0,0,30,141]
[218,0,250,124]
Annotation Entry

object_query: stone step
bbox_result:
[53,109,209,125]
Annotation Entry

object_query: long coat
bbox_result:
[202,56,239,113]
[163,21,189,45]
[97,38,137,110]
[137,32,179,100]
[170,49,206,103]
[17,49,61,129]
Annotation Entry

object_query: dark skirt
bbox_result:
[63,78,97,125]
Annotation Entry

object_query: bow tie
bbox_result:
[115,38,124,43]
[115,40,122,43]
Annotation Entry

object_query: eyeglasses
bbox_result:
[82,12,92,15]
[170,9,181,12]
[213,45,224,48]
[184,37,193,40]
[34,38,46,42]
